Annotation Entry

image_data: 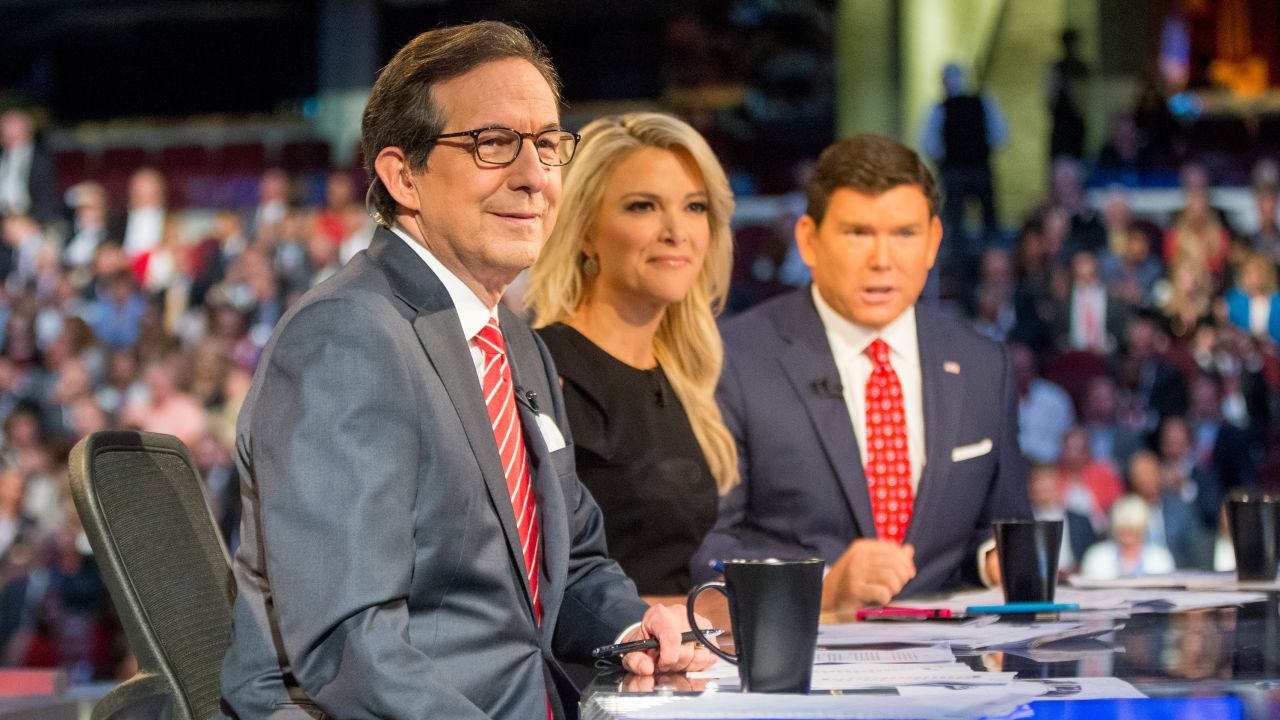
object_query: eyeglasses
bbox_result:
[426,126,581,167]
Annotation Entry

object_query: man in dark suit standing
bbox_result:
[0,110,58,225]
[221,23,712,719]
[693,135,1031,610]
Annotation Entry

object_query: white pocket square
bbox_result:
[951,438,992,462]
[536,412,567,452]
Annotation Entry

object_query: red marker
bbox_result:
[855,606,954,621]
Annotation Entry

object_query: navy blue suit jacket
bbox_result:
[692,289,1032,596]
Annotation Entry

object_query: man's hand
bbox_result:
[620,674,710,693]
[984,547,1002,587]
[822,539,916,611]
[620,604,718,676]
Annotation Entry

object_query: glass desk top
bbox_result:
[583,593,1280,719]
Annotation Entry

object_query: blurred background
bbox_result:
[0,0,1278,686]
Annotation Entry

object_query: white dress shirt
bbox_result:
[122,206,165,258]
[1069,284,1107,352]
[391,225,496,381]
[812,286,927,489]
[0,144,32,215]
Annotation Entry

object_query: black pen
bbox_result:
[591,629,723,660]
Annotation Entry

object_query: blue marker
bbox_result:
[965,602,1080,614]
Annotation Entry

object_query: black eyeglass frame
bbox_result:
[426,126,582,167]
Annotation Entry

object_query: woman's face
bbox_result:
[584,147,711,314]
[1241,261,1266,296]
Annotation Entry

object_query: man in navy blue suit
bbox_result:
[693,135,1031,611]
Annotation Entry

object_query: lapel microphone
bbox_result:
[514,386,540,413]
[811,378,844,399]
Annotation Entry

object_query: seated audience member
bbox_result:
[1103,225,1163,307]
[1056,425,1123,532]
[1080,375,1144,471]
[1054,250,1129,353]
[1225,252,1280,344]
[1043,157,1106,262]
[527,112,737,596]
[1014,218,1055,303]
[1161,262,1212,342]
[1186,372,1256,493]
[1080,495,1176,579]
[693,134,1030,610]
[87,271,146,351]
[1118,310,1189,428]
[1247,160,1280,264]
[1156,415,1222,532]
[117,167,168,260]
[0,464,34,565]
[1163,162,1230,282]
[1127,450,1210,569]
[0,109,58,224]
[1011,343,1074,464]
[62,182,109,277]
[1094,113,1153,179]
[119,354,207,450]
[1028,463,1094,574]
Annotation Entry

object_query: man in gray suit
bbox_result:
[221,22,713,719]
[693,135,1031,611]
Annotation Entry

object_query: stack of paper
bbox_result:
[586,678,1145,720]
[704,663,1017,692]
[815,618,1116,650]
[1068,571,1280,592]
[905,586,1267,614]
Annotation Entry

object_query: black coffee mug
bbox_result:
[686,558,823,693]
[1226,493,1279,582]
[994,519,1063,603]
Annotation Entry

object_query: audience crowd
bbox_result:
[0,76,1276,683]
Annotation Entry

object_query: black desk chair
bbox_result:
[69,431,234,720]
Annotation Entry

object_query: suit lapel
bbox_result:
[502,311,568,633]
[905,306,963,547]
[368,229,538,621]
[779,290,877,538]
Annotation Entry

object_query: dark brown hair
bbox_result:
[805,134,942,224]
[361,21,562,225]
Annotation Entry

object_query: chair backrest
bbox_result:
[69,431,234,720]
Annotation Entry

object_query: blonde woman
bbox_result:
[1225,252,1280,343]
[527,112,737,596]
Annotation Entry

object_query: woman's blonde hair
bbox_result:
[527,111,739,494]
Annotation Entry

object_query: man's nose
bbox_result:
[505,138,551,194]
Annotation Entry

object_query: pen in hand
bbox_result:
[591,629,724,660]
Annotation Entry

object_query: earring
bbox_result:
[583,256,600,277]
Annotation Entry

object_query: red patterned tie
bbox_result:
[475,318,542,622]
[863,339,914,543]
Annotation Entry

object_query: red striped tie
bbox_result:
[475,318,542,622]
[863,339,914,544]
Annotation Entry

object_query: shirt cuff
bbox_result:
[615,621,643,644]
[976,538,998,587]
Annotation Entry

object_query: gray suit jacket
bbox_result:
[220,228,647,719]
[692,289,1031,595]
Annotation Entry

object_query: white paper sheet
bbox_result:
[587,689,1035,720]
[816,619,1111,650]
[1068,571,1280,592]
[897,676,1146,701]
[813,644,955,664]
[712,664,1016,691]
[902,585,1266,613]
[585,677,1145,719]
